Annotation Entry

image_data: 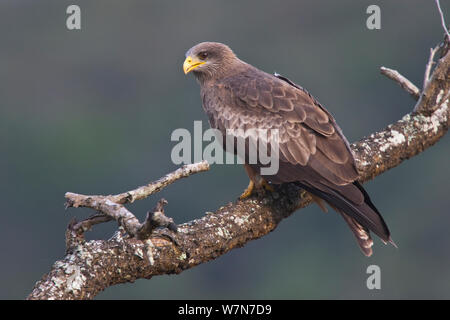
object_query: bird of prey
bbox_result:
[183,42,395,256]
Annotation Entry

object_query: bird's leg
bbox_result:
[239,164,274,199]
[240,180,255,200]
[309,193,329,213]
[299,189,328,213]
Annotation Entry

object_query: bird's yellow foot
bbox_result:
[239,180,255,200]
[239,179,274,200]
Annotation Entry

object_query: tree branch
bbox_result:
[27,44,449,300]
[380,67,420,100]
[66,160,210,207]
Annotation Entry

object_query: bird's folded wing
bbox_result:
[210,70,359,187]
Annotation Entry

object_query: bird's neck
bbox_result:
[195,58,250,85]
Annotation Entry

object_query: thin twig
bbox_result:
[423,46,439,90]
[64,161,210,207]
[111,161,210,204]
[73,214,113,233]
[436,0,450,40]
[380,67,420,100]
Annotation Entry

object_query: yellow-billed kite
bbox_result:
[184,42,395,256]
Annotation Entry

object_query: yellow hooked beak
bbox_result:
[183,56,205,74]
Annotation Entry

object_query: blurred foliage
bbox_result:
[0,0,449,299]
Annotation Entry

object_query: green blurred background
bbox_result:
[1,0,449,299]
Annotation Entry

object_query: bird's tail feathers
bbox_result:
[336,210,374,257]
[295,181,395,255]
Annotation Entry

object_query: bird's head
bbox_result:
[183,42,239,81]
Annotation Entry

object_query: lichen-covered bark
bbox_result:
[354,102,449,181]
[27,49,449,300]
[29,184,304,300]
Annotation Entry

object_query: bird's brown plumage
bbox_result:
[184,42,393,256]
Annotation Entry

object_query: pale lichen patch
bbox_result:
[144,239,155,266]
[134,248,144,259]
[52,276,65,289]
[216,227,232,239]
[430,100,448,133]
[65,265,85,294]
[419,101,448,133]
[389,130,406,145]
[177,227,189,234]
[436,90,444,104]
[380,130,405,152]
[355,157,370,168]
[233,214,249,226]
[77,248,93,267]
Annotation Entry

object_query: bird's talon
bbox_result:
[240,179,274,200]
[239,180,255,200]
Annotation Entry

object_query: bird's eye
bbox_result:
[198,51,208,60]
